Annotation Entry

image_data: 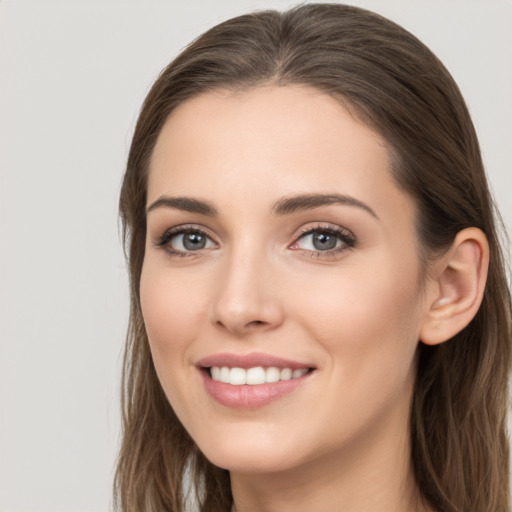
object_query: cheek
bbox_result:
[139,261,206,364]
[293,255,423,378]
[289,260,423,445]
[139,260,213,427]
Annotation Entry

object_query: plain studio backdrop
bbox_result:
[0,1,510,511]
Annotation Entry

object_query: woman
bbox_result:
[115,4,511,511]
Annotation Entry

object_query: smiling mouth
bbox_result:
[206,366,313,385]
[198,355,316,408]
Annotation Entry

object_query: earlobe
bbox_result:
[420,227,489,346]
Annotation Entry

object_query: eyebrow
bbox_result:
[272,193,379,219]
[146,196,218,216]
[146,193,378,219]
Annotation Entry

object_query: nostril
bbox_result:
[246,320,268,328]
[214,318,268,335]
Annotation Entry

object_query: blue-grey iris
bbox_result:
[313,232,337,250]
[183,232,207,250]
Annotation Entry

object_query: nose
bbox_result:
[210,249,285,337]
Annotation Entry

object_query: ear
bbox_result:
[420,227,489,346]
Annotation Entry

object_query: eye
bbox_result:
[155,227,217,255]
[290,226,356,255]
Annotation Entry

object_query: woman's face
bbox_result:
[141,85,432,474]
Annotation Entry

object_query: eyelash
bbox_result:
[154,224,356,259]
[154,225,217,257]
[291,225,356,258]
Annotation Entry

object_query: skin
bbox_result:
[141,85,440,512]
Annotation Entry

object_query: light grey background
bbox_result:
[1,1,510,511]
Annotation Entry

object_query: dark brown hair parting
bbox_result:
[116,4,511,511]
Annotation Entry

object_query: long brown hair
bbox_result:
[115,4,511,511]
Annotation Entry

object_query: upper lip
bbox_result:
[196,352,314,370]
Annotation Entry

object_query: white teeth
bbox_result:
[229,367,247,386]
[210,366,310,385]
[280,368,292,380]
[246,366,266,385]
[292,368,308,379]
[266,367,280,383]
[211,366,221,380]
[219,367,230,384]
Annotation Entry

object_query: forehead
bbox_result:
[151,85,386,171]
[148,85,414,224]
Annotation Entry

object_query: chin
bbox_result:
[204,448,299,474]
[193,426,305,474]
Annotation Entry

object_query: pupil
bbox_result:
[313,232,337,250]
[183,232,206,250]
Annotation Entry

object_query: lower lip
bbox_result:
[200,369,313,409]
